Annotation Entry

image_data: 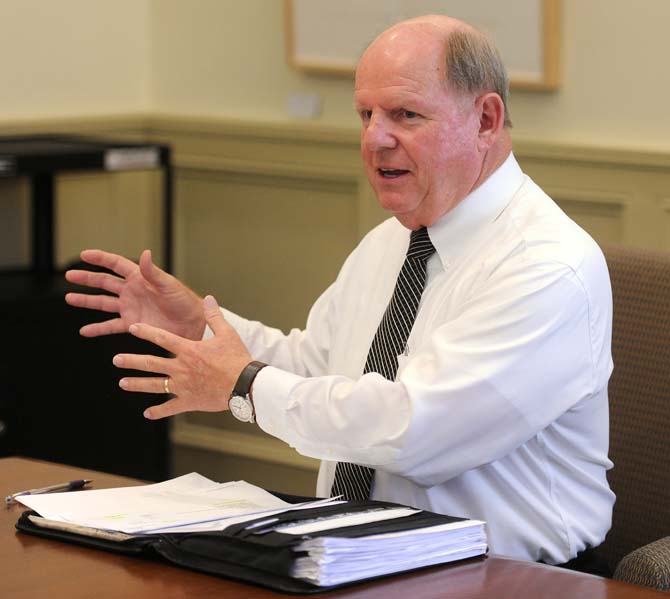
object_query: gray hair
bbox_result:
[445,27,512,127]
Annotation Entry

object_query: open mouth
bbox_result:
[378,168,409,179]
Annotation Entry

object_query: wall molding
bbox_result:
[176,154,358,184]
[3,112,670,172]
[149,114,670,172]
[0,113,150,138]
[513,139,670,171]
[172,419,320,472]
[545,187,628,211]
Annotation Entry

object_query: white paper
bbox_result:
[276,506,421,535]
[292,520,487,586]
[17,473,331,534]
[152,496,344,534]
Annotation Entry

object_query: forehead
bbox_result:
[354,31,449,105]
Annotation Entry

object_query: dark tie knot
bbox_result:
[406,227,436,261]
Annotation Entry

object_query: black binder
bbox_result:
[16,498,486,593]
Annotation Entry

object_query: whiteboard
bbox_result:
[285,0,560,90]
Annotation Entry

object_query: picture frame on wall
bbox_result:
[285,0,560,91]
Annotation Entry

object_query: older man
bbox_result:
[66,16,614,570]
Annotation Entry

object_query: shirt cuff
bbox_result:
[252,365,302,443]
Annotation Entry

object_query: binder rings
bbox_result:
[16,497,487,593]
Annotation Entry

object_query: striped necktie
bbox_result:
[330,227,436,501]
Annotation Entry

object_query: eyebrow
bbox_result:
[353,96,427,114]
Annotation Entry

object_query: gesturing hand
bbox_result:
[113,295,253,420]
[65,249,205,341]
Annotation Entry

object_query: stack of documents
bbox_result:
[16,472,339,534]
[16,473,487,588]
[291,515,486,586]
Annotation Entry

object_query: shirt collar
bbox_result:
[428,152,524,269]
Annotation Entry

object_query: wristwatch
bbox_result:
[228,360,268,423]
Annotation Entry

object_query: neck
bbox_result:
[473,130,513,191]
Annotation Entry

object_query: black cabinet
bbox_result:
[0,135,173,480]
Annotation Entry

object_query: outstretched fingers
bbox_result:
[65,292,120,313]
[65,269,125,294]
[139,249,172,290]
[113,352,174,376]
[79,318,128,337]
[79,249,138,278]
[128,323,186,355]
[118,376,172,395]
[143,397,189,420]
[203,295,227,335]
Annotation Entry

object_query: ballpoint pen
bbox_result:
[5,479,93,504]
[243,517,280,532]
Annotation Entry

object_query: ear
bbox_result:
[475,93,505,150]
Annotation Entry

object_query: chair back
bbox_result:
[600,245,670,570]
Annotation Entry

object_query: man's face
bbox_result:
[355,32,483,230]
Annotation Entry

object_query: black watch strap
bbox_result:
[232,361,268,397]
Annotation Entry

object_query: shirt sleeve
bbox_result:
[253,256,609,488]
[217,283,335,378]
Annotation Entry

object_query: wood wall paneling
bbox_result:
[56,170,163,270]
[4,114,670,493]
[0,178,30,269]
[175,168,358,329]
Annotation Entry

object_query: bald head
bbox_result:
[373,14,471,42]
[358,15,512,127]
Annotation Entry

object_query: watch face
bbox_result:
[229,395,254,423]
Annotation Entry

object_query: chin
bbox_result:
[375,195,426,228]
[375,191,420,215]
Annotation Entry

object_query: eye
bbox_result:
[402,110,419,119]
[359,109,372,121]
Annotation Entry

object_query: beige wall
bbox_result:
[0,0,150,120]
[1,0,669,151]
[151,0,670,150]
[149,0,356,124]
[511,0,670,149]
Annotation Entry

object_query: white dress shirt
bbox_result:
[222,153,615,564]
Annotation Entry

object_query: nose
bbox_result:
[363,114,397,152]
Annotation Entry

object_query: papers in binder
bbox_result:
[17,472,339,534]
[17,473,488,588]
[292,518,487,586]
[276,506,421,535]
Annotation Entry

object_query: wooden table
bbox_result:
[2,457,665,599]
